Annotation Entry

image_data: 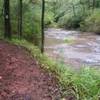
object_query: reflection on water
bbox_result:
[44,28,100,69]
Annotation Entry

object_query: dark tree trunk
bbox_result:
[93,0,95,10]
[87,0,91,9]
[18,0,22,38]
[4,0,11,39]
[41,0,45,53]
[72,3,76,17]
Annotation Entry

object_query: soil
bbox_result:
[0,40,62,100]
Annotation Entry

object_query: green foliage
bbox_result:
[22,4,41,45]
[0,0,41,45]
[80,9,100,33]
[58,15,85,29]
[45,0,100,33]
[10,38,100,100]
[74,67,100,99]
[64,37,75,44]
[44,11,54,26]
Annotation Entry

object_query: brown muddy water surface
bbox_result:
[44,28,100,69]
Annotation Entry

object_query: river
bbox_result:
[44,28,100,69]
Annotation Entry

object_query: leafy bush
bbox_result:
[44,11,54,27]
[80,9,100,33]
[58,9,88,29]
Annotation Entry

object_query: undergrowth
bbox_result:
[7,38,100,100]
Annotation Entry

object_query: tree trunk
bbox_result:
[18,0,22,38]
[4,0,11,39]
[41,0,45,53]
[92,0,95,10]
[72,3,76,17]
[87,0,91,9]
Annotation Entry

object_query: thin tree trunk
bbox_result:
[92,0,95,10]
[87,0,91,9]
[72,3,76,17]
[18,0,22,38]
[41,0,45,53]
[4,0,11,39]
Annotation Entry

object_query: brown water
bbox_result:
[44,28,100,69]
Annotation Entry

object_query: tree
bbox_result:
[93,0,96,10]
[18,0,22,38]
[41,0,45,53]
[4,0,11,39]
[72,2,76,17]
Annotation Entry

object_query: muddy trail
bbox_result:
[45,28,100,69]
[0,40,62,100]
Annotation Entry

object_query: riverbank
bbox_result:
[8,38,100,100]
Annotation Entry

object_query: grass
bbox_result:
[5,38,100,100]
[64,37,75,44]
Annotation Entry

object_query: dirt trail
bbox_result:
[0,40,61,100]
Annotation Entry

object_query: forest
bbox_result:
[0,0,100,45]
[45,0,100,33]
[0,0,100,100]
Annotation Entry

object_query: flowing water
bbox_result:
[44,28,100,69]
